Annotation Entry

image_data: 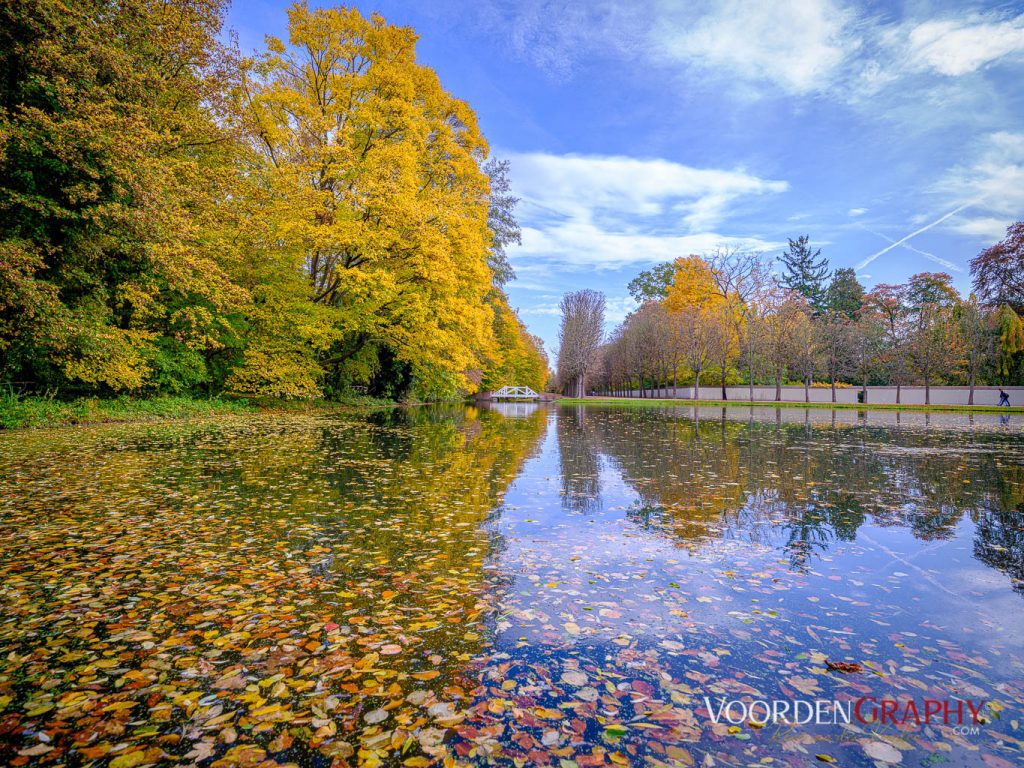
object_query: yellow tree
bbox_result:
[481,290,549,393]
[665,256,721,310]
[234,2,497,397]
[664,255,742,398]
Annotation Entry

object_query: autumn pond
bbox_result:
[1,404,1023,767]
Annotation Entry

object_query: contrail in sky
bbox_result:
[856,201,975,270]
[857,224,963,272]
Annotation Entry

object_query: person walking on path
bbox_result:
[999,389,1011,407]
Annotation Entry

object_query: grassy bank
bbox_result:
[558,396,1024,414]
[0,392,397,430]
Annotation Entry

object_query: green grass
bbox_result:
[0,392,259,430]
[557,396,1024,414]
[0,391,398,430]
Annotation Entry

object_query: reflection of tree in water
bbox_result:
[569,406,1024,580]
[556,405,603,514]
[972,458,1024,594]
[303,404,551,659]
[974,503,1024,594]
[741,490,831,573]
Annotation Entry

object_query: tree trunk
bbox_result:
[805,375,810,403]
[968,372,975,406]
[896,382,901,404]
[694,370,701,401]
[775,371,782,402]
[831,375,836,403]
[747,336,754,403]
[925,377,930,406]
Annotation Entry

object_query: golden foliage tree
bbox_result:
[481,290,549,393]
[232,2,498,398]
[665,256,742,397]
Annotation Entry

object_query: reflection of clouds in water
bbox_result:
[479,404,1024,766]
[381,405,1024,768]
[492,405,1024,637]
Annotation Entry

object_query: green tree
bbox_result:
[863,284,911,403]
[779,236,829,312]
[627,262,675,303]
[483,159,520,288]
[904,273,962,405]
[996,305,1024,384]
[956,295,996,404]
[825,267,864,318]
[0,0,244,393]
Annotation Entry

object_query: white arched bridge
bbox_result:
[492,386,540,400]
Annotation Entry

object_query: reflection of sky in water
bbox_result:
[1,403,1022,767]
[477,405,1024,766]
[492,409,1024,645]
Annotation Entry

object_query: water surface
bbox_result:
[1,404,1022,766]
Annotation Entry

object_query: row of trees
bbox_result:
[0,0,548,400]
[560,223,1024,403]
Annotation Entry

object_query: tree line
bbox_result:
[557,223,1024,404]
[0,0,548,401]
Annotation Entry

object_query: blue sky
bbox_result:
[226,0,1024,360]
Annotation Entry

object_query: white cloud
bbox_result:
[505,152,787,270]
[471,1,1024,109]
[604,295,640,325]
[518,302,562,317]
[950,217,1013,240]
[510,152,786,226]
[904,15,1024,76]
[517,222,778,269]
[848,208,867,216]
[652,0,857,94]
[936,131,1024,240]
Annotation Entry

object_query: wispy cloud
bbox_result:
[471,1,1024,107]
[935,131,1024,240]
[857,225,962,272]
[652,0,856,95]
[518,303,562,317]
[902,15,1024,76]
[604,295,640,325]
[856,202,975,270]
[506,151,787,271]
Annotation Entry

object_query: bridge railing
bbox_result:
[492,386,539,400]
